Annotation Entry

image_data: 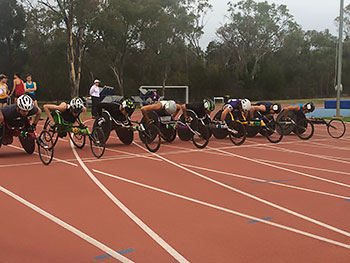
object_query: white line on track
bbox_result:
[265,145,350,165]
[308,141,350,151]
[210,147,350,189]
[133,143,350,239]
[0,185,134,263]
[92,169,350,250]
[179,163,350,200]
[254,158,350,176]
[69,140,189,263]
[7,145,78,167]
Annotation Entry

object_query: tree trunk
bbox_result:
[110,65,124,96]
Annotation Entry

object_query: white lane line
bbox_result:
[308,141,350,151]
[266,145,350,165]
[69,141,189,263]
[254,158,350,176]
[0,185,134,263]
[133,143,350,239]
[104,147,160,161]
[180,163,350,200]
[7,145,78,167]
[213,146,350,188]
[93,169,350,250]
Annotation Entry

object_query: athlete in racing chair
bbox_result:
[0,95,41,148]
[93,97,136,144]
[141,100,181,141]
[217,98,251,123]
[282,102,315,119]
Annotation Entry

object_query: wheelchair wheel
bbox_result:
[90,127,106,158]
[141,123,161,152]
[69,131,86,148]
[115,127,134,145]
[19,135,35,154]
[261,121,283,143]
[245,125,260,137]
[228,122,246,145]
[192,120,210,149]
[295,119,314,140]
[43,117,59,147]
[203,115,212,139]
[38,130,54,165]
[212,110,228,139]
[93,111,112,142]
[327,118,346,139]
[160,124,176,142]
[276,110,297,135]
[177,113,192,141]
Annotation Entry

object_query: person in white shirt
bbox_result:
[90,79,100,118]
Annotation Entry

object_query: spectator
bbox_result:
[24,74,39,109]
[9,73,25,104]
[89,79,100,118]
[0,74,9,109]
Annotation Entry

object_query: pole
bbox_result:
[336,0,344,117]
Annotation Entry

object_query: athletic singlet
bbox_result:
[291,103,304,114]
[223,99,240,111]
[15,79,25,96]
[60,104,80,124]
[25,81,35,95]
[0,84,8,99]
[156,101,170,116]
[254,102,272,115]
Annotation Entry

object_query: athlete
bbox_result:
[24,74,38,108]
[9,73,25,104]
[0,74,9,109]
[0,95,41,145]
[181,98,215,122]
[141,100,181,124]
[96,97,135,124]
[250,102,282,119]
[283,102,315,119]
[218,98,251,122]
[43,97,86,126]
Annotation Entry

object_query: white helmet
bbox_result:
[164,100,177,115]
[70,97,84,113]
[17,95,34,111]
[240,99,251,112]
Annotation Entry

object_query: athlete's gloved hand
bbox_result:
[185,116,192,123]
[28,123,37,132]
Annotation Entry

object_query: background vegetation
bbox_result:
[1,0,350,102]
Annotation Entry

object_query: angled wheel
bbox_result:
[43,117,59,147]
[295,119,314,140]
[212,110,228,139]
[327,118,346,138]
[69,131,86,148]
[93,111,112,142]
[177,113,192,141]
[262,121,283,143]
[276,110,297,135]
[19,135,35,154]
[192,121,210,149]
[90,127,106,158]
[141,124,161,153]
[38,130,54,165]
[115,127,134,145]
[228,122,246,145]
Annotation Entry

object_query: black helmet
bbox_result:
[271,103,282,114]
[305,102,315,112]
[121,98,135,115]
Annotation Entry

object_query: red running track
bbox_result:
[0,112,349,262]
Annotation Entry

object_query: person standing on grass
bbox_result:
[0,74,9,109]
[9,73,25,104]
[24,74,39,109]
[89,79,100,119]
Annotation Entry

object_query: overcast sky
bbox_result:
[200,0,349,48]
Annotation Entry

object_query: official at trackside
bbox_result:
[90,79,100,119]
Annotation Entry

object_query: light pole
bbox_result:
[336,0,344,117]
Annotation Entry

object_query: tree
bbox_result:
[38,0,100,97]
[216,0,298,81]
[0,0,26,74]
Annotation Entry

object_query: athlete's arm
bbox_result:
[141,103,162,123]
[32,107,41,125]
[43,102,67,123]
[181,104,188,119]
[283,105,300,118]
[173,104,181,119]
[220,107,231,122]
